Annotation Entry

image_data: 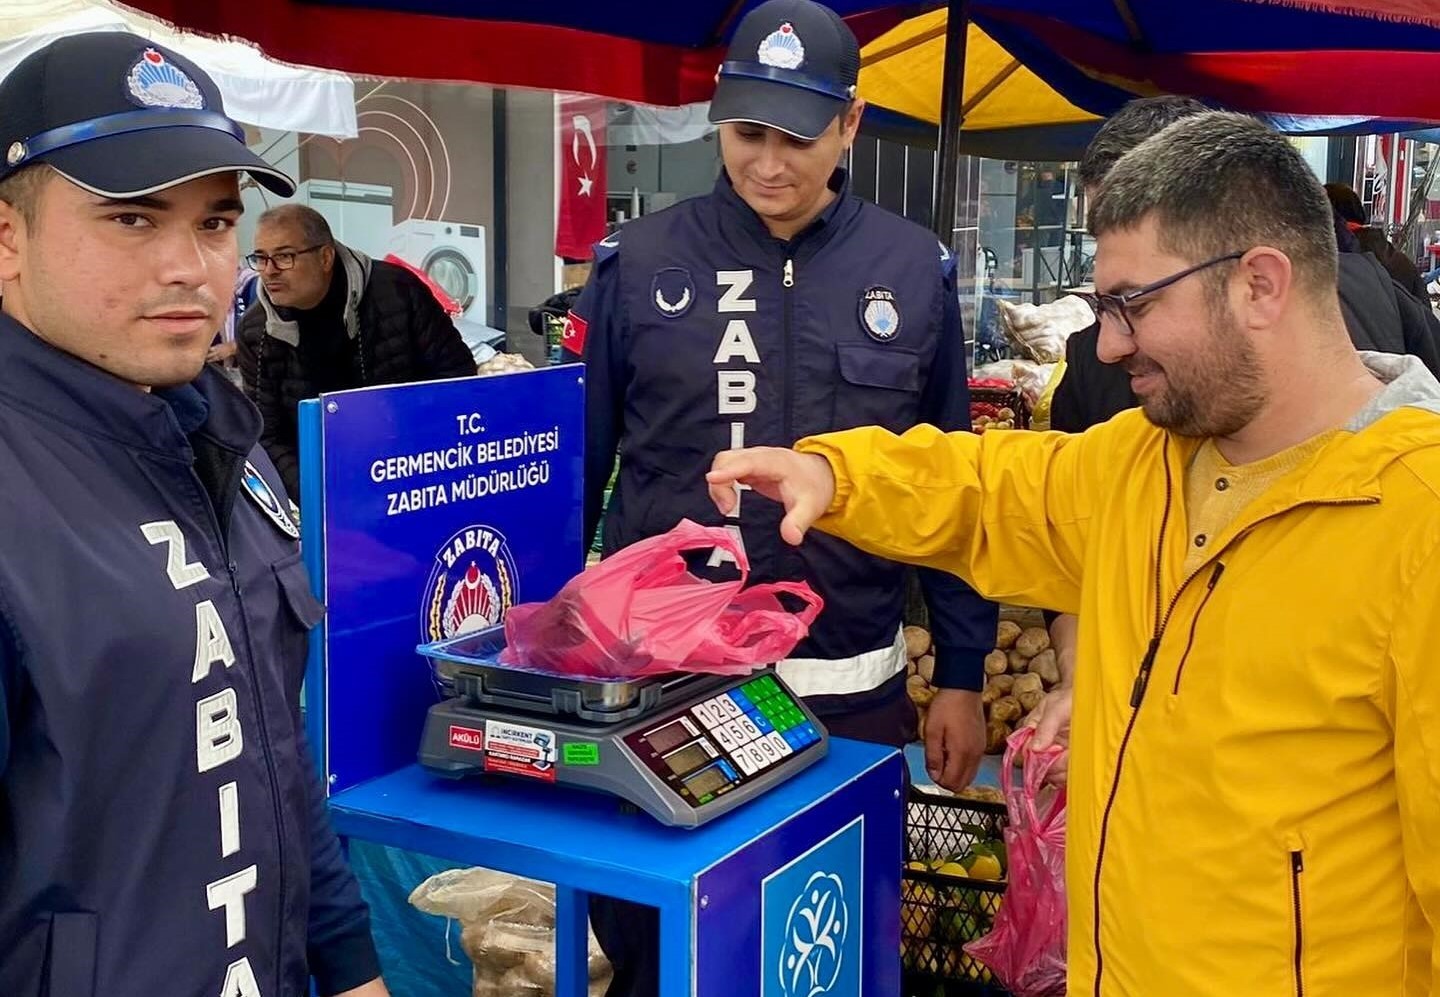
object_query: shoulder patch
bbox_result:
[561,311,589,356]
[938,240,958,280]
[241,461,299,539]
[593,230,621,265]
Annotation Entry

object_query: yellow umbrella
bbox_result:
[858,8,1100,132]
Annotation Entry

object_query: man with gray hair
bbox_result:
[240,203,476,495]
[706,111,1440,995]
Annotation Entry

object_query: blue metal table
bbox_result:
[330,738,905,997]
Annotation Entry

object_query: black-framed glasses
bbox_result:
[245,245,324,272]
[1095,251,1245,336]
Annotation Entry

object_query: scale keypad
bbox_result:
[624,674,822,807]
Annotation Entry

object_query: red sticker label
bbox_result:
[448,725,485,752]
[562,310,589,356]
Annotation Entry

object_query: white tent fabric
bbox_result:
[608,102,714,147]
[0,0,358,138]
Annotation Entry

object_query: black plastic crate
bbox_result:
[902,788,1010,995]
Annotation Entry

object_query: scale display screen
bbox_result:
[646,718,695,757]
[663,741,712,777]
[624,674,824,809]
[682,765,730,799]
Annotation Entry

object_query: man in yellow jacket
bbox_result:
[709,111,1440,996]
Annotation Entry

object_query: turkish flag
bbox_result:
[556,96,608,260]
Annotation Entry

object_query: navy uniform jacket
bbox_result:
[568,170,997,705]
[0,316,378,997]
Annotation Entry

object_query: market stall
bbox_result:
[294,369,905,996]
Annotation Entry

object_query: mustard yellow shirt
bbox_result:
[1181,431,1338,576]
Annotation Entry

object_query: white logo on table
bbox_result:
[761,818,863,997]
[780,871,850,996]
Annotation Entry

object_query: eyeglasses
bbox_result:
[1095,251,1245,337]
[245,246,324,272]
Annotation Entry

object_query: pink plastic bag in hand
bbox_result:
[499,519,823,679]
[965,725,1068,996]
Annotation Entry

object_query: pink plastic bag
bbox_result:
[499,519,822,678]
[965,725,1068,996]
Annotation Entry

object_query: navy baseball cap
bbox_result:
[0,32,295,198]
[709,0,860,141]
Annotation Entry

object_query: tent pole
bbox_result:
[932,0,972,241]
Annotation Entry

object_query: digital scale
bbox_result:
[417,626,829,828]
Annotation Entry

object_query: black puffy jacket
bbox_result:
[239,250,477,495]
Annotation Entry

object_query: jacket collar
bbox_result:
[0,312,260,459]
[714,167,856,257]
[256,241,372,348]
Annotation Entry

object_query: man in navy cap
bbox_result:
[0,33,387,997]
[568,1,995,992]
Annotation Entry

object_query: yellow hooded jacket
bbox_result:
[798,353,1440,996]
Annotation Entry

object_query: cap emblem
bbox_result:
[757,22,806,71]
[6,142,25,167]
[126,48,205,110]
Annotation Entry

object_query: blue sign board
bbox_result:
[300,367,585,793]
[693,753,901,997]
[761,818,864,997]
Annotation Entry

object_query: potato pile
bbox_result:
[906,620,1061,754]
[971,405,1018,433]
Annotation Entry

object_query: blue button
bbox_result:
[719,761,738,781]
[730,691,752,710]
[784,732,802,748]
[751,713,774,733]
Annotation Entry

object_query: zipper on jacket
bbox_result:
[782,256,796,442]
[1170,562,1226,696]
[1291,850,1305,997]
[1091,480,1375,995]
[190,467,289,990]
[1093,440,1176,994]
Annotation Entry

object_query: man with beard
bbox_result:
[1052,98,1440,434]
[1032,98,1440,782]
[706,112,1440,996]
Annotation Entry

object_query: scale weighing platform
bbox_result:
[416,627,829,828]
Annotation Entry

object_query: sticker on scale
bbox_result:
[448,725,485,753]
[484,720,558,782]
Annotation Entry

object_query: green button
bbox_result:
[562,743,601,766]
[761,676,780,693]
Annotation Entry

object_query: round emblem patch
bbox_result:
[651,267,696,319]
[858,286,901,342]
[758,22,806,70]
[422,525,520,641]
[127,48,205,110]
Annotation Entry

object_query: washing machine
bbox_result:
[386,219,488,325]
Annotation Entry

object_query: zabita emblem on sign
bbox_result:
[421,524,520,641]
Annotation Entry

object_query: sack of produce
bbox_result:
[409,867,612,996]
[996,294,1096,363]
[501,519,823,678]
[965,726,1067,996]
